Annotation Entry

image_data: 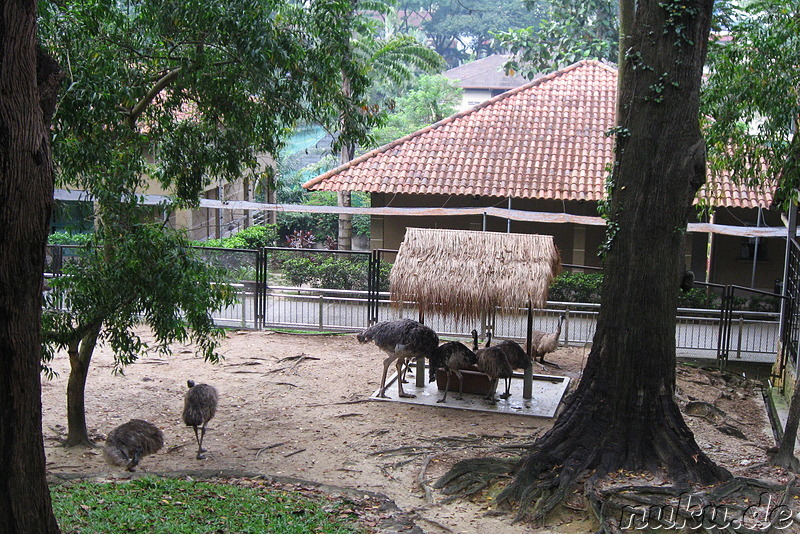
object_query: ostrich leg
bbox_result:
[378,353,398,398]
[437,371,452,403]
[396,358,416,398]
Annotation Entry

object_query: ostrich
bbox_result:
[103,419,164,472]
[531,314,566,368]
[428,340,478,403]
[488,332,531,399]
[182,380,218,459]
[475,341,513,403]
[357,318,439,398]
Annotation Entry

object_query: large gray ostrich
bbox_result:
[531,314,566,368]
[428,340,478,403]
[486,331,532,399]
[475,342,513,403]
[182,380,218,459]
[357,318,439,398]
[103,419,164,471]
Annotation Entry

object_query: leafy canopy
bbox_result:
[702,0,800,209]
[42,226,235,374]
[495,0,617,77]
[372,74,462,146]
[37,0,380,370]
[40,0,379,207]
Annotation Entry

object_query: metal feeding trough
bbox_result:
[435,366,492,395]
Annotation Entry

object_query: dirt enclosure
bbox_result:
[41,328,793,533]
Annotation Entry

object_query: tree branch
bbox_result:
[127,67,183,128]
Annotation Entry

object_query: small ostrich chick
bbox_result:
[103,419,164,472]
[182,380,218,459]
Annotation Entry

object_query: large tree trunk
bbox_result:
[64,325,101,447]
[0,2,62,531]
[496,0,729,520]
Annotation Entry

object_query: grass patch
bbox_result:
[51,477,368,534]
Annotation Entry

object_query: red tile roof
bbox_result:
[303,60,772,209]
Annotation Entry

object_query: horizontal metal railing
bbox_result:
[207,286,779,360]
[43,270,779,361]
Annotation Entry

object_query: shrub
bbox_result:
[277,211,338,243]
[548,272,603,303]
[677,287,720,310]
[198,224,278,250]
[548,271,779,312]
[279,254,390,291]
[48,231,93,246]
[281,255,321,286]
[223,224,278,249]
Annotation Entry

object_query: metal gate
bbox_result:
[253,247,376,330]
[778,230,800,380]
[716,283,787,372]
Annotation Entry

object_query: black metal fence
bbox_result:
[780,237,800,377]
[42,244,781,361]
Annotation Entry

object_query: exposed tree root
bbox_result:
[432,457,520,497]
[585,476,800,533]
[435,457,799,534]
[770,449,800,473]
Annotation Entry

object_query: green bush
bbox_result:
[548,271,779,312]
[224,224,278,249]
[194,224,278,249]
[548,272,603,303]
[48,231,93,246]
[281,255,321,287]
[280,254,390,291]
[352,213,370,237]
[277,212,337,242]
[677,287,720,309]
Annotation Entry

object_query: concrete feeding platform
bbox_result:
[370,366,570,418]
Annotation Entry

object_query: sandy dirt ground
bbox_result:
[41,328,792,533]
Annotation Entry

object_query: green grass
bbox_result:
[50,477,367,534]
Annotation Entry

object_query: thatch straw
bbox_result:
[389,228,562,322]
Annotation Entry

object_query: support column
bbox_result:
[572,226,586,270]
[370,215,384,250]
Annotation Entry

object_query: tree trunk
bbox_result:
[338,69,354,251]
[496,0,730,520]
[0,2,62,531]
[773,119,800,468]
[773,376,800,469]
[64,325,101,447]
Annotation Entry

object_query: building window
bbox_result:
[739,237,768,261]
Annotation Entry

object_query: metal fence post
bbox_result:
[240,289,247,328]
[736,316,743,359]
[318,294,324,331]
[563,308,571,346]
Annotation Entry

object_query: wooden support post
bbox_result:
[524,303,533,399]
[416,311,426,388]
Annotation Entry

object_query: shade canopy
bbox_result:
[389,228,562,321]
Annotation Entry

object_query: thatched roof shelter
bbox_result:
[389,228,562,322]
